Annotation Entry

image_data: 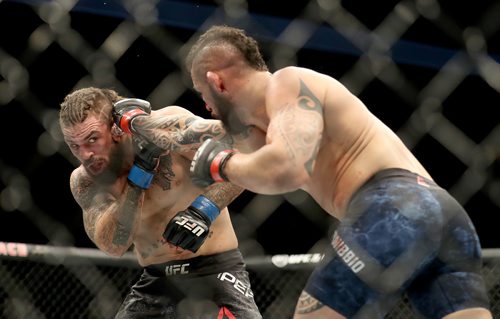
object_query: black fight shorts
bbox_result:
[115,249,262,319]
[304,168,491,319]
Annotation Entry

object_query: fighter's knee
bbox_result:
[293,291,345,319]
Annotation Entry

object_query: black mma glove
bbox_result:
[163,195,220,252]
[128,136,163,189]
[190,138,237,188]
[113,98,151,134]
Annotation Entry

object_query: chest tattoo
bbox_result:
[153,154,176,190]
[139,239,166,259]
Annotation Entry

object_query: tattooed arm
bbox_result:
[201,182,243,210]
[70,168,143,256]
[129,106,245,207]
[222,76,325,194]
[130,106,228,153]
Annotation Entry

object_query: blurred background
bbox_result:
[1,0,499,253]
[1,0,500,317]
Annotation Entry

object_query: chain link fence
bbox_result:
[1,243,500,318]
[0,0,499,317]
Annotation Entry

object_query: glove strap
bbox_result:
[210,150,235,182]
[190,195,220,223]
[128,164,154,189]
[119,109,148,134]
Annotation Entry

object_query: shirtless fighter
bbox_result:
[59,87,261,318]
[186,25,493,319]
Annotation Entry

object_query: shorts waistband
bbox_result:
[145,249,244,277]
[366,168,437,187]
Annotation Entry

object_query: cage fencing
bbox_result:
[0,0,499,318]
[1,243,500,318]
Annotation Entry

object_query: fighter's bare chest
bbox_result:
[150,153,187,190]
[141,153,194,210]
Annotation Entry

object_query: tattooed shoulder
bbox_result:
[297,79,323,114]
[70,169,98,210]
[70,169,109,241]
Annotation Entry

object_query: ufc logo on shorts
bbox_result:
[217,272,254,298]
[175,217,205,236]
[165,263,190,276]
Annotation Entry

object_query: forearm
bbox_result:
[130,115,180,151]
[93,185,144,256]
[224,147,308,194]
[202,182,244,210]
[131,114,229,153]
[162,178,243,253]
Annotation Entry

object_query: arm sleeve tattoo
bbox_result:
[111,185,144,246]
[131,114,230,153]
[71,171,144,253]
[202,182,244,210]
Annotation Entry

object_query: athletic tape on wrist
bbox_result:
[190,195,220,223]
[128,165,154,189]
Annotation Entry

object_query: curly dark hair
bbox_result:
[59,87,123,128]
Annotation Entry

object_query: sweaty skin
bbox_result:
[64,106,241,266]
[193,65,431,220]
[190,41,492,318]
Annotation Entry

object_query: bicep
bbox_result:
[180,118,229,146]
[176,118,233,161]
[266,76,325,173]
[142,113,230,151]
[267,105,323,173]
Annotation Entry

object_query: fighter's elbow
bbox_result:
[92,232,131,257]
[98,243,129,257]
[108,249,128,257]
[91,220,135,257]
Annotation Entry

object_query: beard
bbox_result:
[85,141,128,184]
[208,86,248,135]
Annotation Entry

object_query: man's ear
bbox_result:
[206,71,225,92]
[111,124,124,142]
